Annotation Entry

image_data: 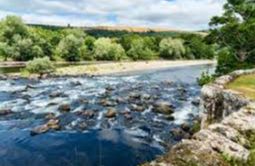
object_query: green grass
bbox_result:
[227,74,255,100]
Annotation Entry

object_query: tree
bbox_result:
[159,38,186,59]
[0,15,29,44]
[184,35,215,59]
[127,38,157,60]
[0,42,10,60]
[93,38,126,60]
[63,28,86,39]
[0,16,46,61]
[208,0,255,74]
[55,34,84,61]
[120,34,140,51]
[10,35,44,61]
[84,36,96,51]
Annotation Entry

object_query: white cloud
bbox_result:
[0,0,226,30]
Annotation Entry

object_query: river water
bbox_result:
[0,64,214,166]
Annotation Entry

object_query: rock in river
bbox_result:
[58,104,71,112]
[105,108,117,118]
[0,108,13,116]
[31,119,60,136]
[153,101,174,114]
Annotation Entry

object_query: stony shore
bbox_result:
[54,60,215,76]
[144,69,255,166]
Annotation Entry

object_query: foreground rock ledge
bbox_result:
[144,69,255,166]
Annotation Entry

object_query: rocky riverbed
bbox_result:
[0,65,214,166]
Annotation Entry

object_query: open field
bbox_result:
[227,74,255,100]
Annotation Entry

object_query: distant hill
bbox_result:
[84,25,178,33]
[29,24,207,37]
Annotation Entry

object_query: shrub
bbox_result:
[159,38,186,59]
[197,71,215,86]
[25,57,55,75]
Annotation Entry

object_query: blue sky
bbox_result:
[0,0,225,30]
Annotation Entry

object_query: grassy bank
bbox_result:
[227,74,255,100]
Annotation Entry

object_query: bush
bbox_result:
[25,57,55,75]
[159,38,186,59]
[197,71,215,86]
[93,38,126,60]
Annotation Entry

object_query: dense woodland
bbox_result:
[0,0,254,76]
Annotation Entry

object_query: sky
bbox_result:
[0,0,225,30]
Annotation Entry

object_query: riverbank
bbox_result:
[144,68,255,166]
[55,60,215,76]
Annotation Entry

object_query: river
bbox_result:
[0,64,214,166]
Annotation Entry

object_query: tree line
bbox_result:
[0,16,215,62]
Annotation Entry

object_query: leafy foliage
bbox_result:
[197,71,215,86]
[208,0,255,75]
